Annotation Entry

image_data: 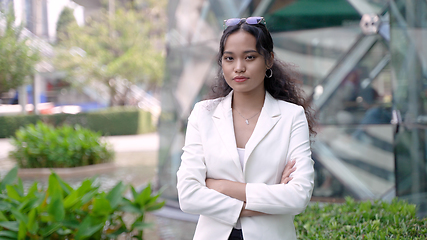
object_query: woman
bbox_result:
[177,17,316,240]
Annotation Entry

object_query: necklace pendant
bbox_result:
[245,120,249,125]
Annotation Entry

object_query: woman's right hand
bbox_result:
[281,159,296,184]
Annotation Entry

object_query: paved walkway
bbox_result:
[0,133,197,240]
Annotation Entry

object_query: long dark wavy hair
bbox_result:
[209,20,317,137]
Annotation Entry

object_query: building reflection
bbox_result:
[157,0,427,218]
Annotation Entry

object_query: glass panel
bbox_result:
[318,41,391,125]
[313,125,395,199]
[395,126,427,217]
[272,27,360,94]
[169,0,252,48]
[264,0,360,32]
[42,0,48,37]
[365,0,389,11]
[159,0,256,199]
[158,43,216,199]
[390,0,427,217]
[25,0,33,32]
[346,0,388,15]
[390,1,427,120]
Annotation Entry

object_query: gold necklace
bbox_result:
[234,109,261,125]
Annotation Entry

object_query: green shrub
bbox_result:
[9,122,114,168]
[295,197,427,239]
[0,114,41,139]
[0,107,155,138]
[0,166,165,240]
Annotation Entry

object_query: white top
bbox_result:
[237,147,245,170]
[235,147,245,229]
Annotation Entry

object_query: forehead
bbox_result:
[223,30,257,53]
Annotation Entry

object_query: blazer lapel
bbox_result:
[244,92,281,172]
[212,91,243,174]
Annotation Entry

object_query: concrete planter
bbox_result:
[17,162,117,179]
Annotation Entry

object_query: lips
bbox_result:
[233,76,248,83]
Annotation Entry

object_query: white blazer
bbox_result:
[177,91,314,240]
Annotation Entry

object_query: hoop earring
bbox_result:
[265,68,273,78]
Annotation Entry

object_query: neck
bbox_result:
[232,90,265,112]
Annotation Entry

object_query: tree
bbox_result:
[0,8,40,96]
[54,2,166,106]
[56,7,77,43]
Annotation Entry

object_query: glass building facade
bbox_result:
[157,0,427,217]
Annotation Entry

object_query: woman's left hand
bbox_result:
[281,159,296,184]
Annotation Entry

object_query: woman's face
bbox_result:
[221,30,268,95]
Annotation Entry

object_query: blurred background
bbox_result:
[0,0,426,238]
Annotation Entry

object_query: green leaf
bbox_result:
[92,197,112,217]
[132,221,153,231]
[135,184,152,207]
[5,185,21,201]
[63,189,80,209]
[0,211,8,221]
[0,231,18,238]
[119,204,143,214]
[106,181,126,209]
[57,174,73,195]
[25,182,39,198]
[10,208,27,225]
[0,221,19,231]
[18,197,40,214]
[62,219,80,229]
[17,221,26,240]
[76,179,95,196]
[27,208,38,234]
[80,189,99,205]
[0,197,18,209]
[47,173,63,198]
[16,179,24,197]
[48,196,65,222]
[41,222,61,237]
[130,185,138,200]
[0,166,18,191]
[75,215,105,239]
[145,201,165,212]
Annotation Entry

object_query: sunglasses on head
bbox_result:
[223,17,266,29]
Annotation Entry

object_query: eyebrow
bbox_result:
[223,50,258,54]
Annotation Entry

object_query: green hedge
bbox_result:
[295,197,427,239]
[0,107,155,138]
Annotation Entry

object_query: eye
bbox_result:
[246,55,256,60]
[223,56,233,61]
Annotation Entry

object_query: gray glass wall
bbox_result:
[390,0,427,217]
[158,0,426,217]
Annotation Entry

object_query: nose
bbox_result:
[234,59,245,73]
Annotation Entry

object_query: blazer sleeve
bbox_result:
[245,106,314,215]
[176,103,244,226]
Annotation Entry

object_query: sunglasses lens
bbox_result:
[225,18,242,27]
[246,17,262,24]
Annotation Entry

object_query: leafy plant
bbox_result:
[9,122,114,168]
[295,197,427,239]
[0,166,165,239]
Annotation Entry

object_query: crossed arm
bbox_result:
[205,159,296,217]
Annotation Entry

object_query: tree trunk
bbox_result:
[109,85,116,107]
